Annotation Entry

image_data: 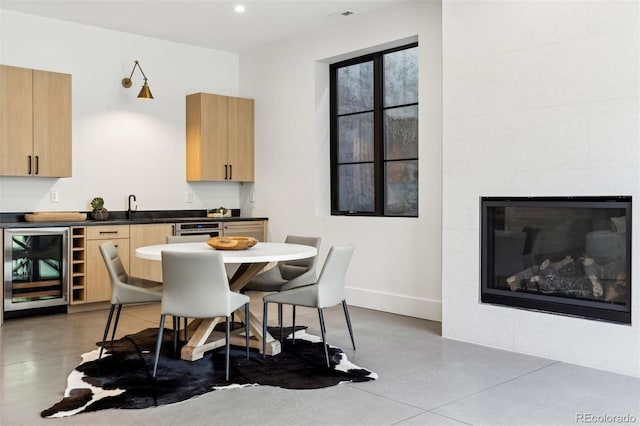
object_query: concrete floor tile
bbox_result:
[433,362,640,426]
[1,304,638,426]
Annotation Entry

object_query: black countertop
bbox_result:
[0,209,267,228]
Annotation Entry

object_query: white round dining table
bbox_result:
[135,241,317,264]
[134,241,317,360]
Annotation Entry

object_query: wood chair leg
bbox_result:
[153,314,166,377]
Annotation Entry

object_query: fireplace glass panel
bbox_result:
[481,197,631,323]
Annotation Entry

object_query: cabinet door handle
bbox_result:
[99,231,119,235]
[28,156,32,175]
[229,164,232,180]
[35,156,39,175]
[224,164,228,180]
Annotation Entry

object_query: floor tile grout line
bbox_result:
[391,411,476,426]
[344,384,476,425]
[353,382,480,423]
[426,360,561,413]
[0,345,101,368]
[344,359,561,417]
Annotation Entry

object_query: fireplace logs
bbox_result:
[506,255,627,302]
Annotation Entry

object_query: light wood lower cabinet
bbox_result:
[84,225,130,303]
[129,224,174,282]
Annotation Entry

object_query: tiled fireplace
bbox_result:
[481,197,631,324]
[442,0,639,377]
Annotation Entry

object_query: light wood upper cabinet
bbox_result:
[33,70,72,177]
[0,66,32,176]
[226,96,255,182]
[186,93,254,182]
[0,65,72,177]
[129,223,174,282]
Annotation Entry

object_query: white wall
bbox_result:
[0,10,243,213]
[442,0,640,377]
[240,1,443,321]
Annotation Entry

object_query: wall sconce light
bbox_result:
[121,60,153,99]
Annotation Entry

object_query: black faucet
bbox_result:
[128,194,137,220]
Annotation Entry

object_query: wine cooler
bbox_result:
[3,227,69,317]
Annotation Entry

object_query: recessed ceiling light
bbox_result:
[234,4,246,13]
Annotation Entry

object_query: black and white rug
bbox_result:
[41,326,377,418]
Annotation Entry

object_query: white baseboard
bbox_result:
[345,287,442,322]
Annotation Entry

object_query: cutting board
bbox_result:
[25,212,87,222]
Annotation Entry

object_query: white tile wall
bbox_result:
[442,0,640,377]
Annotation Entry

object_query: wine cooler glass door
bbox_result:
[3,227,69,313]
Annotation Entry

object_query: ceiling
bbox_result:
[0,0,406,53]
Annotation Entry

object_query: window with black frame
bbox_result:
[330,43,418,217]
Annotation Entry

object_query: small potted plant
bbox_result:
[91,197,109,220]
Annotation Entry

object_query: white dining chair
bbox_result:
[244,235,321,338]
[262,244,356,368]
[99,241,163,359]
[165,234,211,341]
[153,250,250,380]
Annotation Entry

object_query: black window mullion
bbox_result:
[384,101,419,111]
[373,55,383,216]
[329,65,339,214]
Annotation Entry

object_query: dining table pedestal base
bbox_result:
[179,261,282,361]
[180,313,282,361]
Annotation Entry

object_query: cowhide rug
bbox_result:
[41,326,377,418]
